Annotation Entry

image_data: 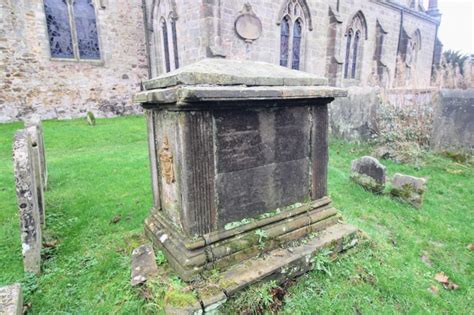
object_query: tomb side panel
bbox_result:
[153,110,184,231]
[214,106,311,228]
[180,111,217,235]
[311,104,329,199]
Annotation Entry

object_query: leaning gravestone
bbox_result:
[0,284,23,315]
[351,156,386,193]
[25,125,45,226]
[130,244,159,286]
[24,119,47,190]
[13,130,42,274]
[390,173,427,208]
[134,58,359,312]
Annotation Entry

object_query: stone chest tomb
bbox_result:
[135,59,358,295]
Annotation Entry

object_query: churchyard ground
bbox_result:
[0,116,472,314]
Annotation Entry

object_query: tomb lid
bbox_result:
[143,58,328,90]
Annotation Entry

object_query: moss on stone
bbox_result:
[164,289,198,307]
[350,172,384,193]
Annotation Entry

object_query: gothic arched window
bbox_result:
[44,0,100,60]
[278,0,311,70]
[152,0,179,74]
[161,19,171,73]
[343,11,367,80]
[280,17,290,67]
[292,19,303,70]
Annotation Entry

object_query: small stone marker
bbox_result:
[0,284,23,315]
[390,173,427,208]
[350,156,386,192]
[13,130,42,274]
[25,125,45,226]
[130,244,158,286]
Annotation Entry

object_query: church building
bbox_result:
[0,0,442,122]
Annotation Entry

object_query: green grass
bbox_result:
[0,117,472,314]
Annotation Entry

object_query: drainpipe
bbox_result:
[142,0,152,79]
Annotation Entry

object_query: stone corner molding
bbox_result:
[234,3,263,43]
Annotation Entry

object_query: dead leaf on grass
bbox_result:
[434,272,449,284]
[110,215,122,224]
[434,272,459,290]
[428,285,439,295]
[467,243,474,251]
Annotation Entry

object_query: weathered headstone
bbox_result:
[130,244,159,286]
[134,59,359,311]
[0,284,23,315]
[350,156,386,192]
[25,125,45,226]
[390,173,427,208]
[24,119,47,190]
[13,130,42,274]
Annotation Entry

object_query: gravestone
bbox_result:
[0,284,23,315]
[135,59,358,308]
[13,130,42,274]
[390,173,427,208]
[25,125,45,226]
[24,119,47,190]
[351,156,386,192]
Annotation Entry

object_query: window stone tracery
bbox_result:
[278,0,310,70]
[44,0,100,61]
[343,11,367,81]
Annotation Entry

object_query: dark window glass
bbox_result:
[292,19,302,70]
[162,20,171,72]
[280,17,290,67]
[344,30,352,78]
[351,31,360,78]
[171,19,179,69]
[44,0,74,58]
[73,0,100,60]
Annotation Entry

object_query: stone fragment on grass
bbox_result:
[0,283,23,315]
[390,173,427,208]
[350,156,386,192]
[131,244,158,286]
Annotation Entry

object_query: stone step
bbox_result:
[164,223,359,314]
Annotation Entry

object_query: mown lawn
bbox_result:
[0,116,472,314]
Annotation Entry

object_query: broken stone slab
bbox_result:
[350,156,386,193]
[24,119,47,190]
[130,244,159,286]
[390,173,427,208]
[0,284,23,315]
[25,125,45,227]
[13,130,42,274]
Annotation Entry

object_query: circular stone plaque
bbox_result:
[235,13,262,42]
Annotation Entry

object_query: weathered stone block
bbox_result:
[0,284,23,315]
[130,244,159,286]
[390,173,427,208]
[13,130,42,274]
[350,156,386,192]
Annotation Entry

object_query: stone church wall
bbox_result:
[1,0,440,122]
[0,0,148,123]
